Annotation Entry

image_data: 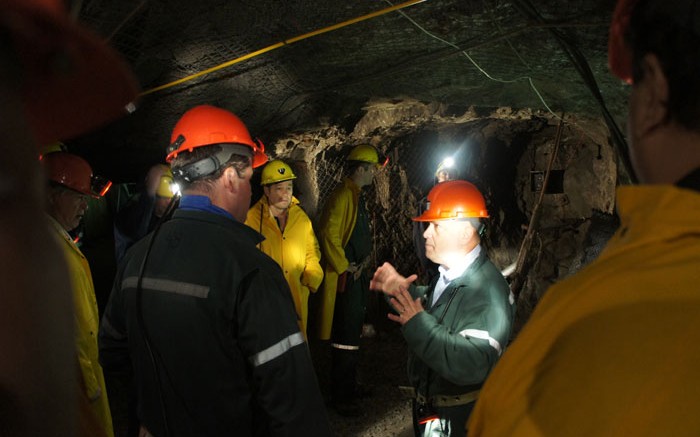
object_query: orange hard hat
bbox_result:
[608,0,640,84]
[165,105,268,168]
[1,0,139,144]
[413,180,489,222]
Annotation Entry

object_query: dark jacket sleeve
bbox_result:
[236,263,332,436]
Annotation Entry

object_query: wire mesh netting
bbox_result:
[73,0,625,184]
[282,142,439,284]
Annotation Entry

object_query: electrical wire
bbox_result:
[107,0,148,42]
[139,0,427,96]
[384,0,561,119]
[386,0,635,184]
[134,194,180,437]
[391,3,558,118]
[510,0,636,184]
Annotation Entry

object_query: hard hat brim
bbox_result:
[3,1,140,144]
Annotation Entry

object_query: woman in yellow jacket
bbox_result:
[245,160,324,336]
[43,152,114,437]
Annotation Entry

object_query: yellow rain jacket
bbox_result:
[47,216,114,437]
[469,185,700,436]
[316,178,360,340]
[245,195,323,336]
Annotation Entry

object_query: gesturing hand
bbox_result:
[369,262,417,297]
[387,285,423,326]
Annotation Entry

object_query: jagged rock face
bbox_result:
[267,99,620,325]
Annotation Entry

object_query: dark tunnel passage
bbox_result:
[72,101,621,436]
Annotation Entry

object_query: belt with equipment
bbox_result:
[398,386,480,407]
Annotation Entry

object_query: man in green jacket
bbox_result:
[317,144,381,416]
[371,180,513,437]
[469,1,700,435]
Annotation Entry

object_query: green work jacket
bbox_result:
[404,251,513,397]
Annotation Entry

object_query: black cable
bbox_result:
[134,194,180,437]
[511,0,637,184]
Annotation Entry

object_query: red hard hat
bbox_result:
[413,180,489,222]
[166,105,268,168]
[41,151,111,197]
[41,152,93,196]
[608,0,640,84]
[1,0,140,144]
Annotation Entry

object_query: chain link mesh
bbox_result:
[283,143,438,285]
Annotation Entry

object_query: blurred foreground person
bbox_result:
[0,0,137,435]
[99,105,331,437]
[44,152,115,437]
[245,159,323,337]
[371,180,513,437]
[468,0,700,435]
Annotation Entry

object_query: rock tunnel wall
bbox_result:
[268,98,620,330]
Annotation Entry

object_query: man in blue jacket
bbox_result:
[99,105,331,437]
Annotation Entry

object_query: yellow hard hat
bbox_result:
[39,142,66,159]
[347,145,379,164]
[261,160,296,186]
[156,166,175,198]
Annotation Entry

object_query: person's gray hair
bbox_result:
[465,217,484,237]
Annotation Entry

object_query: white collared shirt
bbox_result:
[431,245,482,306]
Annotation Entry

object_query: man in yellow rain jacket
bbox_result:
[317,144,382,416]
[245,160,323,336]
[468,1,700,435]
[43,152,114,437]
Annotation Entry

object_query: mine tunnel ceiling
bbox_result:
[71,0,627,182]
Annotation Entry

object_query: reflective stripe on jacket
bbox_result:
[404,251,513,398]
[99,209,331,436]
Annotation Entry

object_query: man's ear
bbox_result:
[461,221,475,243]
[222,166,238,193]
[637,53,670,134]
